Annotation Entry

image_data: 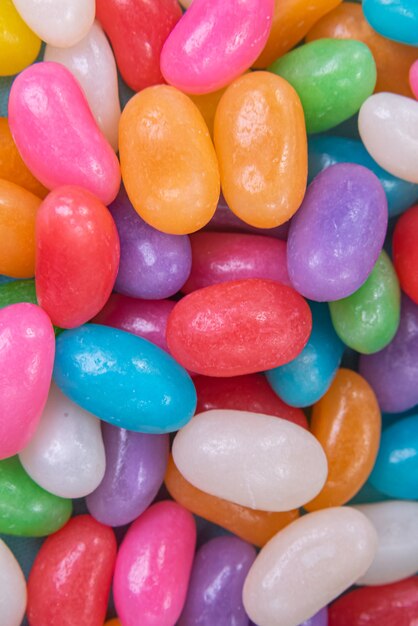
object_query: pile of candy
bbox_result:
[1,0,418,624]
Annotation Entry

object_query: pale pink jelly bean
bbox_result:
[410,60,418,99]
[8,62,120,205]
[113,501,196,626]
[0,303,55,460]
[160,0,274,94]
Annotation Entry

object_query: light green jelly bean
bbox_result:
[269,39,376,134]
[0,279,62,335]
[0,457,72,537]
[329,251,400,354]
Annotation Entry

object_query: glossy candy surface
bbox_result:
[0,539,27,626]
[214,72,307,229]
[393,205,418,304]
[0,0,41,76]
[363,0,418,46]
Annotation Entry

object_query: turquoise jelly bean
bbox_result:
[363,0,418,46]
[308,136,418,217]
[265,302,344,407]
[0,275,15,285]
[53,324,197,434]
[369,415,418,498]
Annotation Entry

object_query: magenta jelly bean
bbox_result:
[8,62,121,205]
[0,303,54,460]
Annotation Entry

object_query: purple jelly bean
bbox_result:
[287,163,388,301]
[109,187,192,299]
[178,536,256,626]
[299,607,328,626]
[86,423,169,526]
[359,295,418,413]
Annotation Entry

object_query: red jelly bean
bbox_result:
[36,186,120,329]
[166,278,312,377]
[96,0,182,91]
[393,204,418,305]
[27,515,117,626]
[194,373,308,429]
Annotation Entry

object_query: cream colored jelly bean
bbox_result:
[0,539,27,626]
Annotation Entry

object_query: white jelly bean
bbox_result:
[0,540,27,626]
[243,507,378,626]
[172,410,327,511]
[19,384,106,499]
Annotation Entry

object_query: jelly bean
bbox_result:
[165,455,299,547]
[86,423,169,527]
[305,369,381,511]
[96,0,181,92]
[363,0,418,46]
[173,410,327,511]
[269,39,376,134]
[410,60,418,99]
[119,85,220,235]
[393,205,418,304]
[190,86,227,139]
[160,0,274,94]
[253,0,343,68]
[369,415,418,498]
[105,622,121,626]
[0,303,54,460]
[12,0,95,48]
[53,324,197,433]
[44,22,121,151]
[287,164,388,301]
[93,294,175,353]
[178,536,256,626]
[167,279,311,376]
[0,117,47,198]
[308,135,418,217]
[300,608,329,626]
[329,251,400,354]
[359,296,418,413]
[194,373,308,429]
[359,93,418,184]
[0,456,71,536]
[214,72,307,229]
[19,384,105,499]
[306,3,418,99]
[27,515,116,626]
[329,577,418,626]
[0,0,41,76]
[243,508,377,626]
[8,62,121,204]
[110,187,191,299]
[266,302,344,408]
[114,501,196,626]
[183,232,290,294]
[0,539,26,626]
[0,278,36,309]
[0,179,41,278]
[35,186,120,329]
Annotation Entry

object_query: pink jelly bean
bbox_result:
[0,303,55,460]
[410,60,418,99]
[8,62,120,205]
[114,501,196,626]
[160,0,274,94]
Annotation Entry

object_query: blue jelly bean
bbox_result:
[308,136,418,217]
[53,324,197,434]
[363,0,418,46]
[265,302,344,407]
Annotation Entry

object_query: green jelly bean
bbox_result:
[0,280,62,335]
[0,457,72,537]
[269,39,376,134]
[329,251,400,355]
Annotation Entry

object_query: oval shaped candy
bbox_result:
[287,163,388,301]
[167,279,312,376]
[214,72,307,229]
[161,0,274,94]
[393,204,418,305]
[27,515,116,626]
[363,0,418,46]
[87,423,169,527]
[172,410,327,511]
[119,85,220,235]
[243,508,377,626]
[410,60,418,99]
[8,62,121,205]
[0,279,37,310]
[53,324,197,433]
[0,0,41,76]
[113,501,196,626]
[0,540,26,626]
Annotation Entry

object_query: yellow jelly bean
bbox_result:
[0,0,41,76]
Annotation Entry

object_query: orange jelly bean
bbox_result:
[190,88,226,139]
[214,72,307,229]
[104,621,121,626]
[253,0,343,69]
[0,179,41,278]
[119,85,220,235]
[0,118,48,198]
[165,456,299,548]
[305,369,381,512]
[306,2,418,98]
